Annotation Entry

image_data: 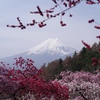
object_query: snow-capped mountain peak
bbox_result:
[0,38,78,68]
[27,38,77,55]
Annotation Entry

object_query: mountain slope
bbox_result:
[0,38,78,68]
[28,38,76,55]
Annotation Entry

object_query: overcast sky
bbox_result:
[0,0,100,58]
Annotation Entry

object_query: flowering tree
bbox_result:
[0,57,69,100]
[55,70,100,100]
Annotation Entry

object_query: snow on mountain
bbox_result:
[27,38,76,55]
[0,38,78,68]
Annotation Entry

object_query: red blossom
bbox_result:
[98,0,100,4]
[68,2,72,8]
[63,2,67,7]
[0,57,69,99]
[98,60,100,64]
[46,10,54,13]
[38,22,46,28]
[92,57,98,63]
[60,21,66,26]
[52,0,57,4]
[92,57,98,66]
[69,14,73,17]
[61,23,66,26]
[46,13,49,18]
[82,40,91,50]
[98,48,100,52]
[62,12,65,16]
[86,1,96,4]
[96,35,100,39]
[88,19,94,23]
[94,26,100,29]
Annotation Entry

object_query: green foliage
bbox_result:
[66,45,100,72]
[40,58,64,81]
[40,42,100,81]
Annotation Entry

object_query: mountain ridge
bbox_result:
[0,38,78,68]
[27,38,76,55]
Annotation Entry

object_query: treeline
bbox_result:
[40,42,100,81]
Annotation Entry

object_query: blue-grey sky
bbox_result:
[0,0,100,58]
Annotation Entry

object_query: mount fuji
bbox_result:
[0,38,78,68]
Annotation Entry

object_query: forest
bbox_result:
[40,42,100,81]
